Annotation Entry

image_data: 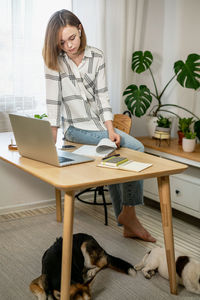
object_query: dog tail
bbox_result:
[107,254,136,277]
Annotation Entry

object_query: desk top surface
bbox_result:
[137,137,200,163]
[0,132,187,191]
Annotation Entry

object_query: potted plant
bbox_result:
[156,115,171,130]
[154,115,171,140]
[123,50,200,136]
[182,131,196,152]
[177,117,194,145]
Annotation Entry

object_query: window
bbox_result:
[0,0,71,114]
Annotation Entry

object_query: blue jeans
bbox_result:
[65,126,144,220]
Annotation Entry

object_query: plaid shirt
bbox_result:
[45,46,113,133]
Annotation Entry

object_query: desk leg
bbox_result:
[60,191,75,300]
[55,188,62,222]
[157,176,177,295]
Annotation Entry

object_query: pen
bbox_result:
[102,154,120,160]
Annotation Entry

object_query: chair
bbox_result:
[54,111,132,225]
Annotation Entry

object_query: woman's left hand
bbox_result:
[109,131,120,148]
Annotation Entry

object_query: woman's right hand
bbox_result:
[104,120,121,148]
[109,131,120,148]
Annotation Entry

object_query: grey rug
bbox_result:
[0,202,199,300]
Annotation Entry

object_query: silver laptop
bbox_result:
[9,114,94,167]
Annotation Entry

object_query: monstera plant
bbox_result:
[123,50,200,139]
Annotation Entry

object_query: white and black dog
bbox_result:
[134,247,200,294]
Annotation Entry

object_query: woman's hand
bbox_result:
[104,120,121,148]
[109,131,120,148]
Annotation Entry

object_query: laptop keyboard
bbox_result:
[58,156,74,163]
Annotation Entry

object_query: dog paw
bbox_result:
[87,267,99,279]
[128,267,137,277]
[134,264,142,271]
[144,273,151,279]
[148,270,155,276]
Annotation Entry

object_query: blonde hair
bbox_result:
[43,10,87,71]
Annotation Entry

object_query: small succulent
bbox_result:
[156,115,171,128]
[178,117,194,134]
[184,131,196,139]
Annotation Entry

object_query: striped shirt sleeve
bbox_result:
[44,65,62,127]
[95,53,113,123]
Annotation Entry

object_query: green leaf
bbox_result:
[174,53,200,90]
[34,114,41,119]
[132,51,153,74]
[194,120,200,140]
[123,85,152,117]
[34,113,48,119]
[178,117,194,133]
[184,131,196,139]
[157,115,171,128]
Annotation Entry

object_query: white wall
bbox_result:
[0,132,57,214]
[0,112,12,132]
[0,159,55,214]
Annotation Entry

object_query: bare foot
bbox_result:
[123,226,156,242]
[118,207,156,243]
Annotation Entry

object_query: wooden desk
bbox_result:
[0,136,188,299]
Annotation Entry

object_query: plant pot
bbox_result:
[156,126,170,133]
[154,127,170,139]
[146,116,158,137]
[177,131,185,145]
[182,137,196,152]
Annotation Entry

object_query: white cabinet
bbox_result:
[143,151,200,219]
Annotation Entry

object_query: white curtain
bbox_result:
[0,0,71,115]
[72,0,145,114]
[0,0,146,121]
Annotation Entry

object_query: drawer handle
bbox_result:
[175,190,180,195]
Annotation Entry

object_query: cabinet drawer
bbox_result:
[171,176,200,211]
[144,178,158,195]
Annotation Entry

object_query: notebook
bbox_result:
[98,159,152,172]
[9,114,94,167]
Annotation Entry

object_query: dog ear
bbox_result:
[53,290,61,299]
[29,275,46,297]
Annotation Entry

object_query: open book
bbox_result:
[98,159,152,172]
[73,138,117,157]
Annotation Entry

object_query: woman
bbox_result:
[43,9,155,243]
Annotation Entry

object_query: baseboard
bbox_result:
[0,198,63,216]
[0,191,94,216]
[1,190,107,216]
